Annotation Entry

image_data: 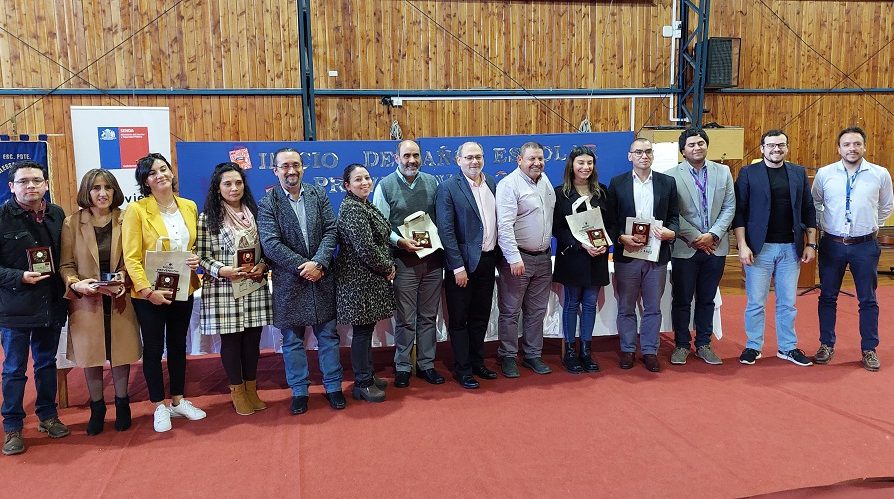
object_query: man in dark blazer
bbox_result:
[435,142,500,389]
[258,147,344,415]
[732,129,817,367]
[606,137,679,373]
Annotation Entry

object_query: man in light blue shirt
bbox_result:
[812,126,894,371]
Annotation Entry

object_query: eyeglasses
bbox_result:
[276,162,302,171]
[629,149,654,157]
[762,143,788,150]
[13,178,46,186]
[461,155,484,161]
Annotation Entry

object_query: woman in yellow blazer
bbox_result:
[60,169,141,435]
[122,153,205,433]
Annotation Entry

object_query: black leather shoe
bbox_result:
[290,395,309,415]
[619,352,635,369]
[323,391,346,410]
[471,365,498,380]
[416,367,446,384]
[454,373,480,389]
[642,354,661,373]
[521,357,552,375]
[352,383,386,403]
[373,377,388,390]
[394,371,411,388]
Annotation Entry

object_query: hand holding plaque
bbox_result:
[586,228,609,249]
[237,247,256,271]
[27,247,54,275]
[154,271,180,295]
[412,230,433,249]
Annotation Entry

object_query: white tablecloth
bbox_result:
[184,261,723,354]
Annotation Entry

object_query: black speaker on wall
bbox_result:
[705,37,741,89]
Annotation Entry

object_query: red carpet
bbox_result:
[2,288,894,498]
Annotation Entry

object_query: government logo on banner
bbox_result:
[97,126,149,169]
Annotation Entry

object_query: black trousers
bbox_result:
[131,296,194,402]
[670,252,725,348]
[444,250,497,376]
[350,323,375,386]
[219,327,263,385]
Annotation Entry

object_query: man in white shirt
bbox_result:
[812,126,894,371]
[495,142,556,377]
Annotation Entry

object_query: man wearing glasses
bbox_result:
[372,140,445,388]
[606,138,679,373]
[258,147,344,414]
[667,128,736,366]
[436,142,500,389]
[812,126,893,371]
[1,161,70,455]
[732,130,817,367]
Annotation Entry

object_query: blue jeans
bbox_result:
[744,243,800,352]
[1,327,61,432]
[561,285,600,343]
[280,319,343,396]
[818,237,880,351]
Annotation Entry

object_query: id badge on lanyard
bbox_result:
[844,169,861,235]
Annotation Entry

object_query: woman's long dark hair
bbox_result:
[561,146,602,200]
[203,162,259,235]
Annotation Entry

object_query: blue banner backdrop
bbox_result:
[174,132,635,212]
[0,141,50,205]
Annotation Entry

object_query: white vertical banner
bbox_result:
[70,106,171,207]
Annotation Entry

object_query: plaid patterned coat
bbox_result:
[335,193,395,325]
[258,184,337,329]
[196,213,273,335]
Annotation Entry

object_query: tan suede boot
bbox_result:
[243,380,267,411]
[229,384,254,416]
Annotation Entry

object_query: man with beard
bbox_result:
[372,140,445,387]
[812,126,893,371]
[733,130,817,367]
[258,147,344,414]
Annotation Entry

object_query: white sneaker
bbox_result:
[169,399,207,420]
[153,404,172,432]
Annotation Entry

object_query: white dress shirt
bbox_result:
[632,170,655,219]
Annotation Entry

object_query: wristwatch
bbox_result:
[806,243,818,250]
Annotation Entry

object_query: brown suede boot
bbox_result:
[243,380,267,411]
[229,384,254,416]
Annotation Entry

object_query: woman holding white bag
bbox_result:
[122,153,206,432]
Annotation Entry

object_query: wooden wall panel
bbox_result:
[1,0,894,210]
[0,94,304,212]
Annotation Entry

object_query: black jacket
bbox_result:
[552,184,610,287]
[606,170,680,265]
[0,199,67,328]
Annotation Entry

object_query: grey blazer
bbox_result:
[258,183,337,329]
[669,160,736,258]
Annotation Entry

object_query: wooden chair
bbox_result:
[878,228,894,275]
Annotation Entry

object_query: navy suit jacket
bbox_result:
[732,161,816,256]
[606,170,680,265]
[435,173,498,273]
